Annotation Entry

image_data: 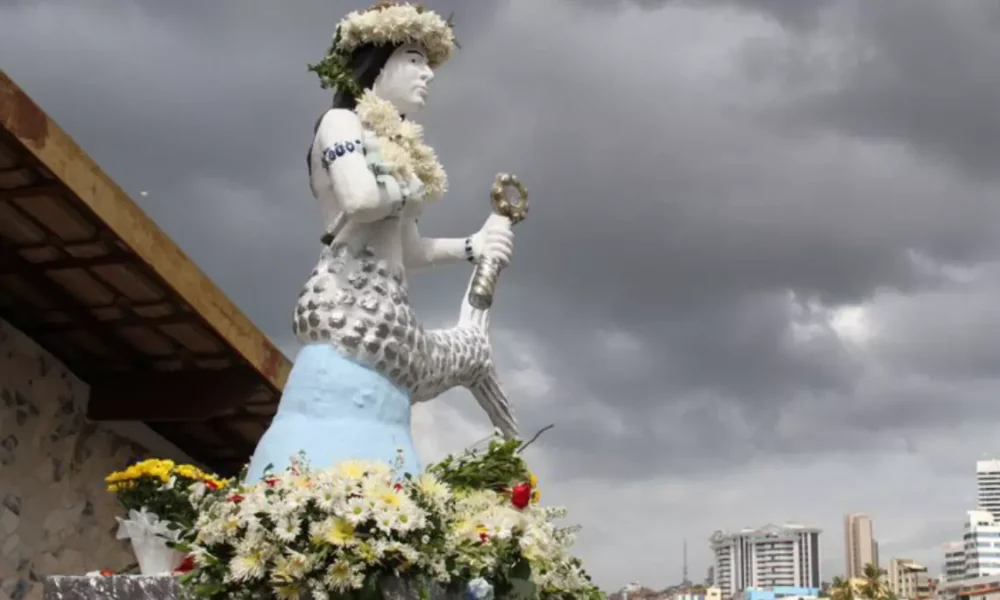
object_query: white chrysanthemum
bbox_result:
[343,495,370,525]
[355,90,448,201]
[273,515,301,543]
[325,558,365,592]
[228,548,268,582]
[271,550,311,585]
[309,587,330,600]
[311,481,342,513]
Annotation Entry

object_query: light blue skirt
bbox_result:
[244,344,421,483]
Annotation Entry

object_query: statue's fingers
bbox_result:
[489,242,513,262]
[491,238,514,254]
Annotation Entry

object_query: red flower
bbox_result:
[511,483,532,509]
[99,570,114,576]
[393,482,403,491]
[479,531,489,544]
[205,480,219,491]
[264,478,279,488]
[227,493,244,503]
[174,555,195,573]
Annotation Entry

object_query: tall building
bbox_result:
[887,558,931,600]
[942,542,965,582]
[962,510,1000,579]
[711,523,821,597]
[844,513,879,578]
[977,460,1000,519]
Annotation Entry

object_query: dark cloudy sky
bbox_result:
[5,0,1000,590]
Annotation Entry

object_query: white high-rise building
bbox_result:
[977,460,1000,519]
[963,510,1000,578]
[711,523,821,597]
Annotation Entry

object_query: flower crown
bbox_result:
[309,1,457,99]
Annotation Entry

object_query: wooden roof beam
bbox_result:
[0,69,291,392]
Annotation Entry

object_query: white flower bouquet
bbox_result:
[178,438,603,600]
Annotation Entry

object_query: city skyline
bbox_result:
[704,456,1000,596]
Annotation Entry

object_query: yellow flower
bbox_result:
[379,489,403,507]
[356,541,378,563]
[531,489,541,503]
[529,472,539,488]
[336,460,368,480]
[174,464,204,480]
[318,517,356,546]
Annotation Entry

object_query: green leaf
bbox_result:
[511,558,532,581]
[510,578,538,600]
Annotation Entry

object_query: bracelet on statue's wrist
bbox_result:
[464,237,475,263]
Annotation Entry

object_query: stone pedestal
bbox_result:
[44,575,184,599]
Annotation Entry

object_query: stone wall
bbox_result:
[0,319,151,600]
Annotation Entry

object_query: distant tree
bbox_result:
[830,576,855,600]
[859,563,895,600]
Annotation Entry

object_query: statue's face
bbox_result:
[372,43,434,114]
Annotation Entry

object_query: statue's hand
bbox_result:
[470,213,514,266]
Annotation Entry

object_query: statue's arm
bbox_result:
[315,109,391,223]
[401,218,472,270]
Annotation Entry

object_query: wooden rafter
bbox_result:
[87,366,266,421]
[0,181,62,202]
[0,237,141,365]
[29,312,197,334]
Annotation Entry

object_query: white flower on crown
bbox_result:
[336,3,456,69]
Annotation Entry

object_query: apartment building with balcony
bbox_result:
[711,523,821,598]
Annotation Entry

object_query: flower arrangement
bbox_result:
[105,459,229,575]
[178,453,459,599]
[106,459,228,532]
[430,436,601,600]
[176,436,603,600]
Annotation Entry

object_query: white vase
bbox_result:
[115,508,184,575]
[130,532,184,575]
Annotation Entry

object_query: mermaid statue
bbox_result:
[246,1,523,482]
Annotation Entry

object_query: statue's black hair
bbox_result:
[307,43,400,176]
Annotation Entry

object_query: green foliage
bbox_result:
[829,565,896,600]
[428,437,530,492]
[308,29,363,99]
